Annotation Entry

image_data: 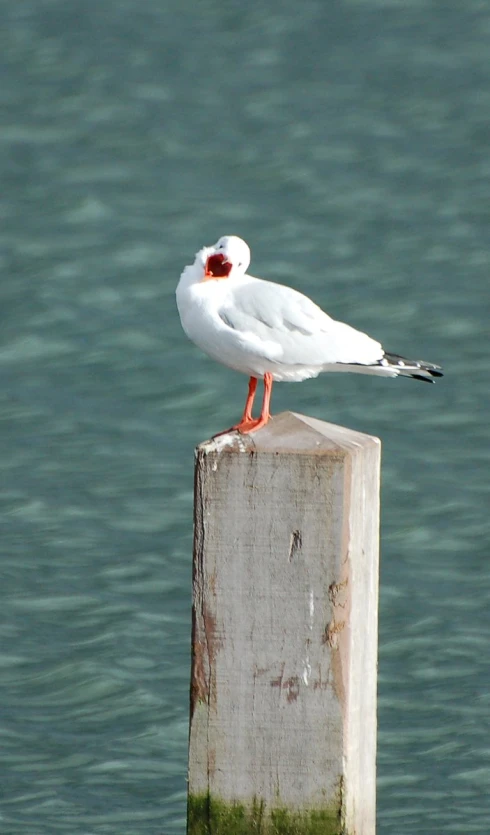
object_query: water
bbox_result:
[1,0,489,832]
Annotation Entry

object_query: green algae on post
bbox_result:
[187,793,342,835]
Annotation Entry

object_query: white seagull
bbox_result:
[176,235,443,434]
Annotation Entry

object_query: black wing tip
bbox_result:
[412,365,444,380]
[383,352,443,380]
[410,373,436,383]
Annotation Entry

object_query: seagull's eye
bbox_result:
[238,261,242,267]
[218,244,224,250]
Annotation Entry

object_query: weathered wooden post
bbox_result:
[187,411,380,835]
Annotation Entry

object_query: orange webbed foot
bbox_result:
[212,415,270,437]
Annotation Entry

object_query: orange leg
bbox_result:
[213,374,274,437]
[235,372,273,434]
[213,376,257,437]
[240,376,258,423]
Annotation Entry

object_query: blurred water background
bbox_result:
[1,0,489,832]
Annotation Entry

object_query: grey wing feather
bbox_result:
[219,278,383,366]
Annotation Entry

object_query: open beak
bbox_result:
[204,253,233,280]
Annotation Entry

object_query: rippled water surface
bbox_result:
[1,0,489,832]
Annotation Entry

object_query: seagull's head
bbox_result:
[203,235,250,281]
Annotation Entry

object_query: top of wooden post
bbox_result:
[198,411,380,456]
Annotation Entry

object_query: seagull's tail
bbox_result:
[376,352,443,383]
[333,353,444,382]
[382,352,443,382]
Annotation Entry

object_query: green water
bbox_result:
[1,0,489,833]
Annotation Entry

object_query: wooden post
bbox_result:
[187,412,380,835]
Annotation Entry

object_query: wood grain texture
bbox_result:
[188,412,380,834]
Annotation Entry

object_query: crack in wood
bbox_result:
[288,529,302,561]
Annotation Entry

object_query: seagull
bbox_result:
[176,235,443,434]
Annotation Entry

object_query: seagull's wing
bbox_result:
[219,277,383,367]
